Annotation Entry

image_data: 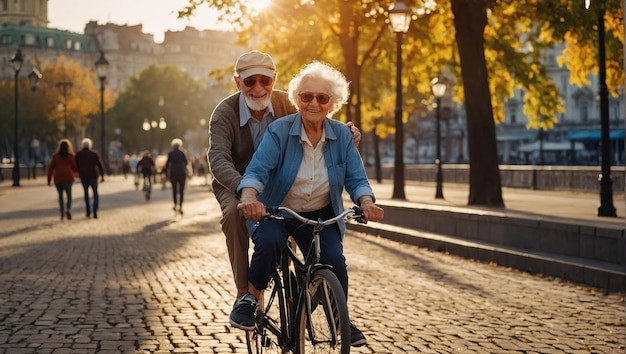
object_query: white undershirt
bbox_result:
[283,125,330,212]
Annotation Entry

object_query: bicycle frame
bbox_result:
[247,206,363,353]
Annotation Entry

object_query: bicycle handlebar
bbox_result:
[264,206,366,225]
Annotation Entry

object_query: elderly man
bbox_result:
[75,138,105,218]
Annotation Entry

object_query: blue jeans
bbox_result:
[81,179,99,215]
[248,204,348,298]
[54,182,73,216]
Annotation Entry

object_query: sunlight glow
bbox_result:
[248,0,271,14]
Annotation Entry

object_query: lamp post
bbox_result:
[585,0,616,217]
[56,81,72,137]
[142,118,152,150]
[95,51,110,174]
[431,77,446,199]
[142,117,166,154]
[158,117,167,154]
[10,49,23,187]
[10,50,41,187]
[388,0,412,200]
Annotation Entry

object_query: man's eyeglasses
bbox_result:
[242,76,273,87]
[299,92,331,104]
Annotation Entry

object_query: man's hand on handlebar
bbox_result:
[237,187,266,220]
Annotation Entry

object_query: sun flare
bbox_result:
[248,0,271,14]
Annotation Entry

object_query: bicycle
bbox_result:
[246,206,365,354]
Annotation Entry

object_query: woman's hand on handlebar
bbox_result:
[359,197,384,222]
[237,187,266,220]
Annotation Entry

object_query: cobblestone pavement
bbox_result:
[0,176,624,353]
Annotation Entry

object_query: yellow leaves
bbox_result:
[560,33,596,87]
[523,80,564,130]
[36,56,106,134]
[604,11,624,43]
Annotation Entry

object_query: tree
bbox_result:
[451,0,503,206]
[107,65,215,154]
[0,56,108,159]
[179,0,624,207]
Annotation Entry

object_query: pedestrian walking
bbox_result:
[47,138,77,220]
[129,154,140,189]
[122,154,131,179]
[163,138,189,215]
[75,138,105,219]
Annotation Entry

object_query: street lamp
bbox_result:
[142,117,167,153]
[388,0,412,200]
[28,68,42,91]
[56,81,72,137]
[10,49,23,187]
[585,0,616,217]
[431,77,446,199]
[95,51,110,173]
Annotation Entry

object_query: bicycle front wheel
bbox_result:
[296,268,350,354]
[247,272,290,354]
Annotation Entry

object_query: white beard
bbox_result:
[244,94,271,112]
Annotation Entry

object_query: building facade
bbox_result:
[0,0,243,94]
[2,1,624,167]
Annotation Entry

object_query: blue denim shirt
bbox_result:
[237,112,374,237]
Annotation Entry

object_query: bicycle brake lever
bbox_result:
[351,206,368,224]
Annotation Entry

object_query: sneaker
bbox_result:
[65,211,72,220]
[229,293,257,330]
[350,323,367,347]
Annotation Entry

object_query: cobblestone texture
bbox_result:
[0,177,624,353]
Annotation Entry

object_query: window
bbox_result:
[46,37,54,47]
[24,33,36,45]
[611,100,620,122]
[74,41,81,50]
[580,103,588,122]
[2,0,7,11]
[65,39,72,49]
[1,35,11,45]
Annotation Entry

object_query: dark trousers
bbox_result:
[80,179,99,215]
[54,182,73,216]
[170,174,186,206]
[248,204,348,298]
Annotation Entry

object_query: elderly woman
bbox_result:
[232,61,384,347]
[47,139,78,220]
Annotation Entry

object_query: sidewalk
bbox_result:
[368,179,625,230]
[351,179,626,291]
[3,175,624,228]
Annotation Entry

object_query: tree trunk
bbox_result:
[451,0,504,207]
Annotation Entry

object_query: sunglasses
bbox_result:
[299,92,331,104]
[242,76,273,87]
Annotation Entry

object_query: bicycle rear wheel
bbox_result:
[296,268,350,354]
[247,272,290,354]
